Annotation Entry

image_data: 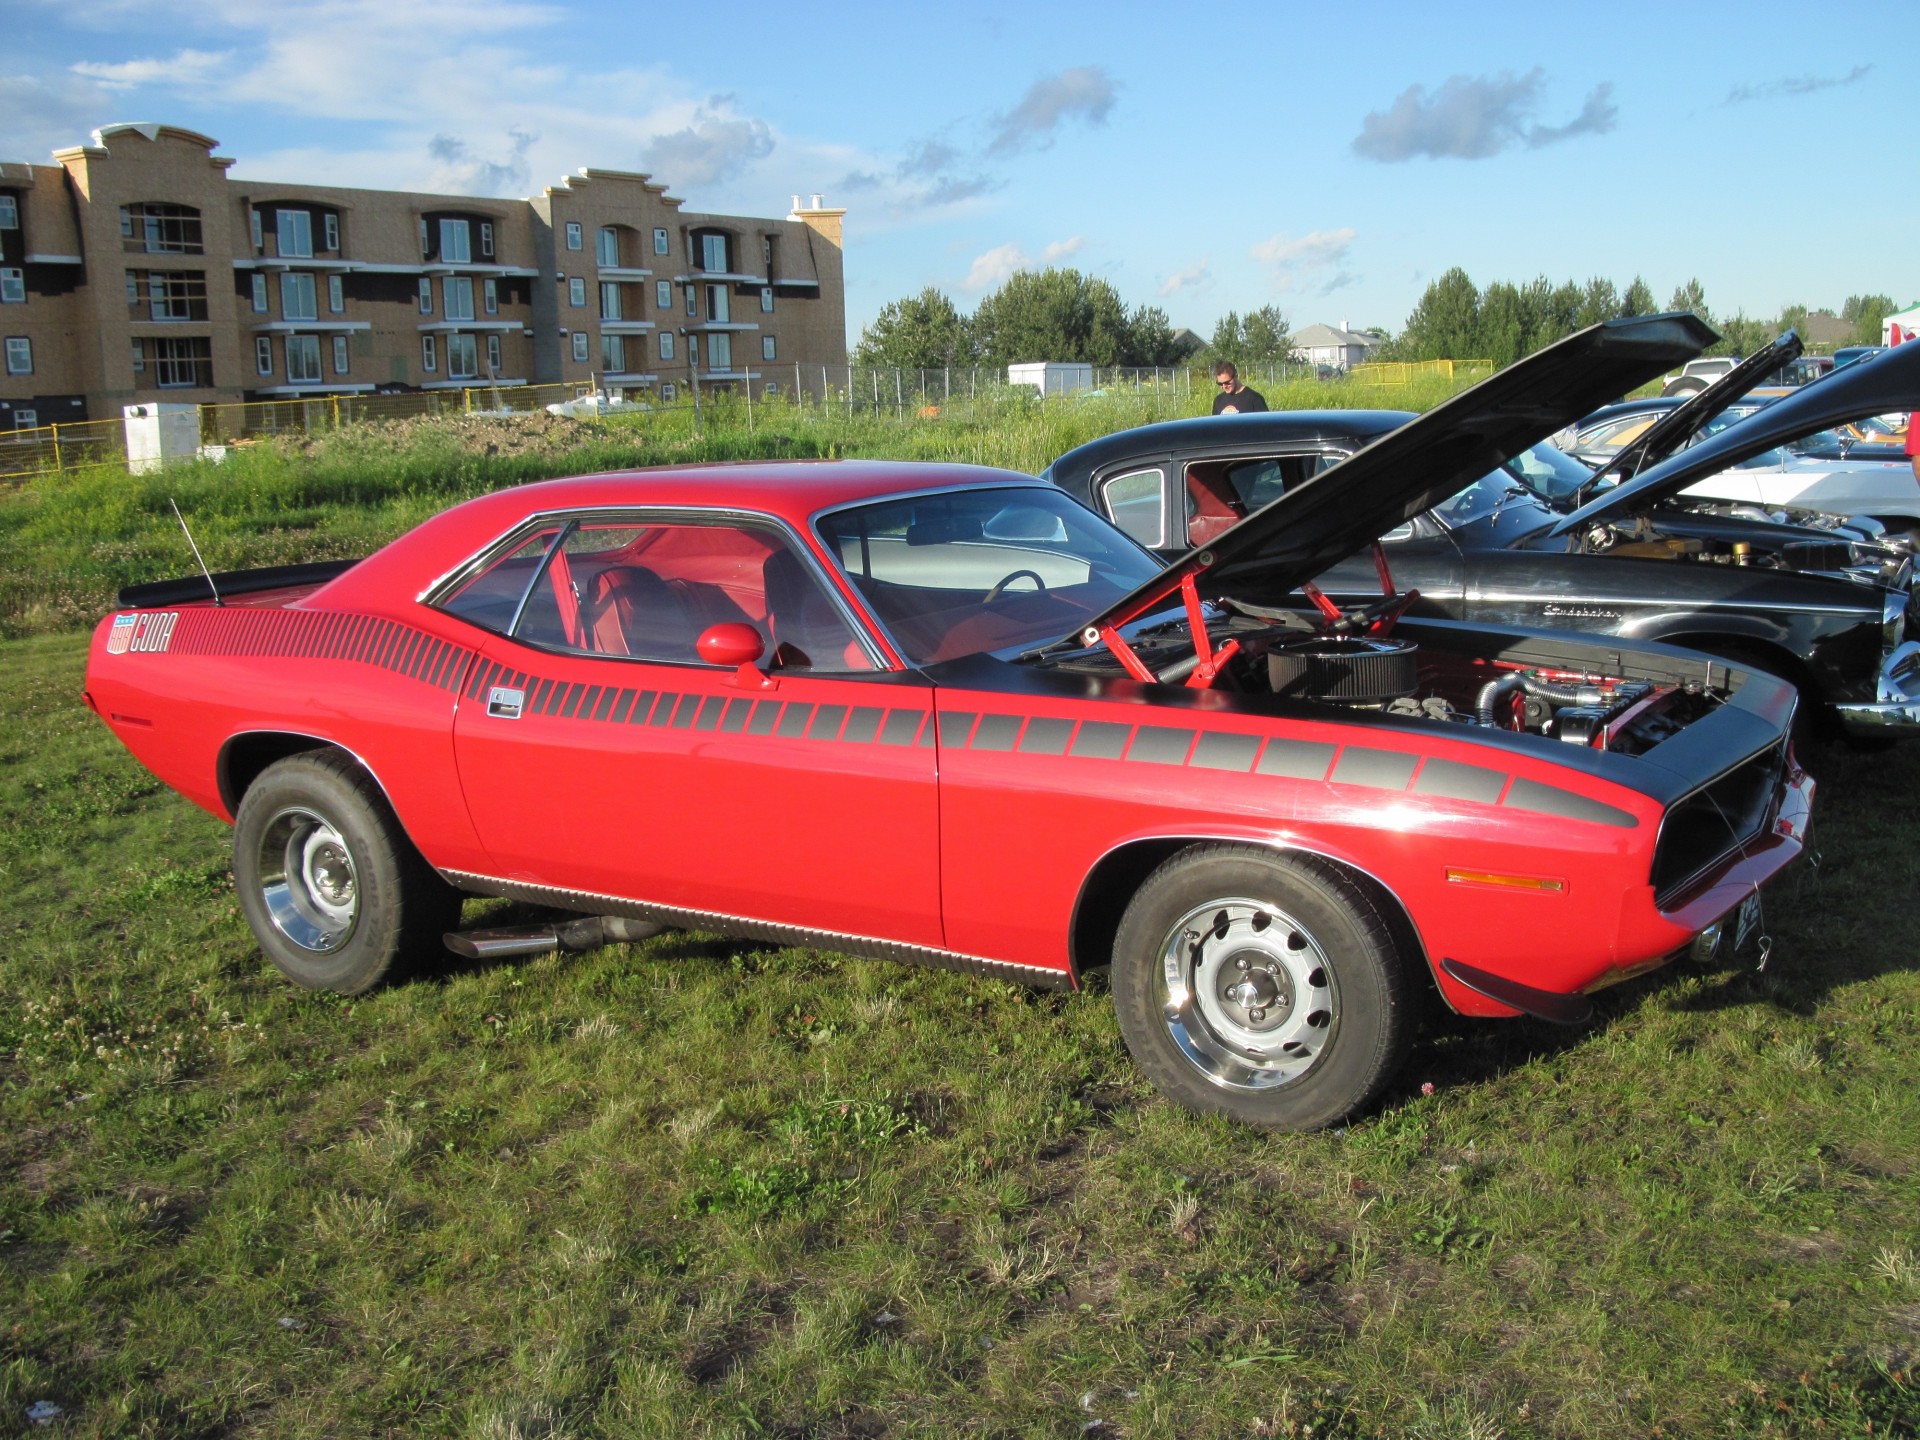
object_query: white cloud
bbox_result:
[1252,228,1357,288]
[69,48,232,89]
[988,66,1115,155]
[642,97,775,188]
[963,242,1027,292]
[0,71,116,162]
[1352,69,1616,162]
[1158,259,1211,298]
[1043,236,1085,261]
[1726,64,1872,105]
[427,129,538,197]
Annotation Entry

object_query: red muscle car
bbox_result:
[84,316,1813,1129]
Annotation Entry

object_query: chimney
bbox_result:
[791,194,801,213]
[810,193,823,209]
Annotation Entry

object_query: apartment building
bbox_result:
[0,123,848,428]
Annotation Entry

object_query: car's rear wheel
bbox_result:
[232,750,461,993]
[1111,845,1415,1130]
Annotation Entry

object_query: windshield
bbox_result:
[1500,442,1595,506]
[818,487,1163,665]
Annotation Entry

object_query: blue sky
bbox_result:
[5,0,1914,345]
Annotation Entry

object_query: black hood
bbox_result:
[1553,338,1920,536]
[1079,313,1714,623]
[1598,330,1803,481]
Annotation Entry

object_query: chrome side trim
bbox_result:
[436,867,1076,991]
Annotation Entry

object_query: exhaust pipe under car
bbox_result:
[443,914,664,961]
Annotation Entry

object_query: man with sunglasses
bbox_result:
[1211,361,1268,415]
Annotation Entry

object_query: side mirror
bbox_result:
[697,622,776,690]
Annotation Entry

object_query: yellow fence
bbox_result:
[0,418,130,483]
[1348,358,1494,386]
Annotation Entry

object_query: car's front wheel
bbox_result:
[232,750,462,993]
[1111,845,1416,1130]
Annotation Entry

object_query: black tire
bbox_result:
[232,750,462,994]
[1661,378,1707,398]
[1111,844,1416,1131]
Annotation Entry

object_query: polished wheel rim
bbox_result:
[257,807,359,953]
[1157,898,1337,1091]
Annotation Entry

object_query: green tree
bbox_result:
[853,287,974,369]
[1126,305,1185,367]
[1576,277,1620,328]
[1620,277,1656,317]
[1393,268,1481,361]
[1476,281,1529,367]
[1777,303,1810,338]
[971,268,1136,367]
[1841,293,1895,345]
[1711,313,1771,358]
[1668,278,1711,324]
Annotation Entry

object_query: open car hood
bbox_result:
[1598,330,1803,481]
[1075,313,1714,627]
[1553,338,1920,536]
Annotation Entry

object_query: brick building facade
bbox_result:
[0,123,847,427]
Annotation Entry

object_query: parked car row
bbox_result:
[86,315,1915,1131]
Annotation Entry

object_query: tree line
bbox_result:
[1386,269,1900,365]
[855,265,1903,375]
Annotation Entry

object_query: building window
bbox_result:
[706,285,729,323]
[126,273,140,305]
[324,212,340,251]
[152,337,212,388]
[601,333,624,373]
[328,274,345,313]
[762,335,776,361]
[596,227,619,267]
[333,334,350,375]
[571,330,588,362]
[421,335,437,373]
[444,276,475,322]
[0,269,22,304]
[255,336,273,376]
[707,333,730,371]
[687,336,698,366]
[281,272,318,322]
[447,332,478,379]
[149,271,209,321]
[0,195,18,229]
[479,221,494,258]
[600,282,621,321]
[418,278,433,315]
[487,333,502,372]
[276,210,313,259]
[419,218,430,255]
[659,331,674,361]
[700,233,728,272]
[685,286,695,317]
[286,334,322,384]
[249,209,263,251]
[660,382,675,402]
[131,338,145,373]
[656,280,672,311]
[483,277,497,315]
[653,227,668,255]
[760,287,774,313]
[124,202,203,255]
[252,273,269,313]
[4,337,30,375]
[568,277,585,308]
[565,221,582,251]
[440,219,471,264]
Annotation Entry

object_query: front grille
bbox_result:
[1652,743,1785,905]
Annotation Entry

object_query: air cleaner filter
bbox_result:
[1268,637,1418,703]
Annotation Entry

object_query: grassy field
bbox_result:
[5,636,1920,1440]
[4,385,1919,1436]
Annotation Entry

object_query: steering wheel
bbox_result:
[983,568,1048,604]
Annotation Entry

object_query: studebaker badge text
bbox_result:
[1542,604,1621,621]
[106,611,179,655]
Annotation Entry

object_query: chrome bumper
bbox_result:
[1836,639,1920,736]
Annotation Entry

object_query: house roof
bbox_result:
[1291,322,1375,349]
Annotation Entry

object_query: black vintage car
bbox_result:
[1043,320,1920,742]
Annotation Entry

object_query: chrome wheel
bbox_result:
[1158,897,1337,1091]
[256,806,360,953]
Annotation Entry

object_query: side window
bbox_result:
[458,518,869,670]
[1099,467,1165,549]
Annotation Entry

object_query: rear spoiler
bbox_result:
[116,558,363,609]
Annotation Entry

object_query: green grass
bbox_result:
[0,373,1473,641]
[6,629,1920,1437]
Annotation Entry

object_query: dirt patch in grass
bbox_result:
[269,410,601,463]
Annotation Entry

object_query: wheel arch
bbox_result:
[218,731,399,820]
[1069,835,1432,992]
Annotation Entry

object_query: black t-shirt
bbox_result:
[1212,384,1268,415]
